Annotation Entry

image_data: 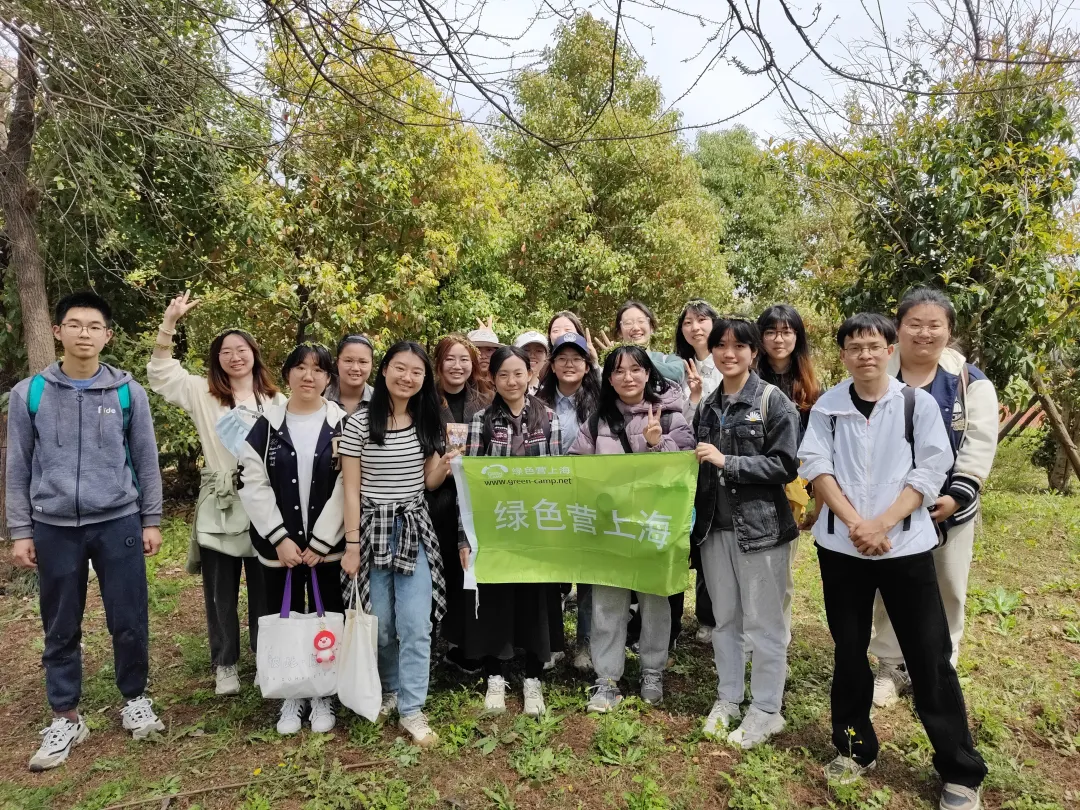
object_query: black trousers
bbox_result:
[816,545,987,788]
[201,547,266,667]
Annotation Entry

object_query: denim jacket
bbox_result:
[691,372,801,553]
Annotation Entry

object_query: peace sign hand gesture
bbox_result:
[584,328,601,364]
[476,315,496,331]
[592,330,615,354]
[684,359,703,404]
[643,403,663,448]
[163,290,200,329]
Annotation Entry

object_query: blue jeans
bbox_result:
[34,514,149,712]
[368,524,433,717]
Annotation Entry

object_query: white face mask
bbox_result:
[215,404,263,458]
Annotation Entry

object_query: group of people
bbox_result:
[5,287,999,810]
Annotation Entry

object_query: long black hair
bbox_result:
[536,345,601,423]
[481,345,550,451]
[368,341,441,457]
[596,345,672,435]
[755,305,820,411]
[674,299,720,360]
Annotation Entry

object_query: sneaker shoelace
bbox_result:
[310,698,334,721]
[487,678,507,697]
[122,697,157,725]
[642,671,662,691]
[281,698,305,720]
[826,755,862,780]
[405,713,433,737]
[219,665,238,679]
[40,718,77,751]
[589,680,618,702]
[524,680,542,699]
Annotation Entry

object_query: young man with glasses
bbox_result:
[6,291,166,771]
[797,313,987,809]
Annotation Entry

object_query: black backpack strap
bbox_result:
[902,385,917,532]
[827,413,837,534]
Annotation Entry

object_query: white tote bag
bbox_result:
[257,567,345,699]
[336,577,382,721]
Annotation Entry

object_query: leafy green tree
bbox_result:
[693,127,807,302]
[819,61,1080,386]
[494,14,730,338]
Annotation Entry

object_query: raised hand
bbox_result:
[684,358,703,403]
[584,327,601,364]
[475,315,496,331]
[593,331,615,353]
[643,403,663,447]
[163,290,200,329]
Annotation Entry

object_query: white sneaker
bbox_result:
[873,662,911,708]
[824,754,877,785]
[543,651,565,671]
[484,675,507,715]
[573,649,593,672]
[29,716,89,771]
[703,700,741,738]
[726,706,785,749]
[940,783,982,810]
[277,698,306,735]
[215,665,241,696]
[400,711,438,748]
[522,678,545,717]
[378,692,398,721]
[121,696,165,739]
[695,625,714,643]
[309,697,336,733]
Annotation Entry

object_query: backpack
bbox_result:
[27,373,139,494]
[589,409,674,454]
[825,385,916,533]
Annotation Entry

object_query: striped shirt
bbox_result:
[339,411,426,503]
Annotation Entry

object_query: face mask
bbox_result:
[215,404,264,458]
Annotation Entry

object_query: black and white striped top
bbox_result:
[339,411,426,503]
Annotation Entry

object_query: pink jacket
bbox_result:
[569,385,695,455]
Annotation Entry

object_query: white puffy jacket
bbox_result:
[798,377,952,559]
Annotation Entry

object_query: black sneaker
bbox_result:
[443,646,482,675]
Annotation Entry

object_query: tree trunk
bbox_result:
[1032,369,1080,489]
[997,395,1039,443]
[0,33,53,374]
[1047,400,1078,493]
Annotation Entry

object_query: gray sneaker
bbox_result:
[940,784,981,810]
[639,669,663,705]
[587,679,623,713]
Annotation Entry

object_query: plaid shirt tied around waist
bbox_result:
[342,490,447,621]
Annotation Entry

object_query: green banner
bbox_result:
[451,453,699,597]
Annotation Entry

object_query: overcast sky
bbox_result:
[438,0,925,141]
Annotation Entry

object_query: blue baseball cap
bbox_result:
[550,331,590,358]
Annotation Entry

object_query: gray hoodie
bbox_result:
[5,362,163,539]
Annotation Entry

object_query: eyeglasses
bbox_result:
[763,329,796,341]
[901,323,948,336]
[60,322,107,337]
[554,355,586,367]
[843,345,889,358]
[219,348,252,359]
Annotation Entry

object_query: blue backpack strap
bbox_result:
[26,374,47,437]
[116,383,140,495]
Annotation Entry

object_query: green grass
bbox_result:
[0,440,1077,809]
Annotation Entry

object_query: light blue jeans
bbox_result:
[369,525,433,717]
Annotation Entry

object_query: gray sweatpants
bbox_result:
[590,585,670,681]
[700,529,792,714]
